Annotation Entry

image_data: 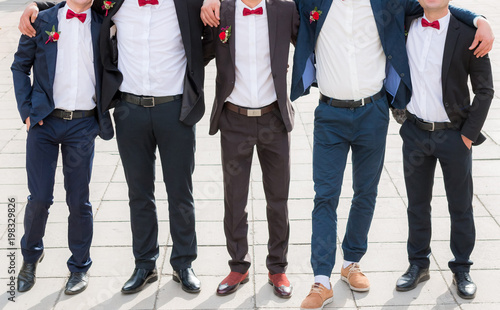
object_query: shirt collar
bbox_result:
[237,0,266,15]
[63,4,91,25]
[422,10,450,34]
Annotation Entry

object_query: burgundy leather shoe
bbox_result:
[268,273,293,298]
[216,271,249,296]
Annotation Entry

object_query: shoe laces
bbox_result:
[308,283,325,296]
[347,263,365,278]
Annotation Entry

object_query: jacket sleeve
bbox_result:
[11,23,39,122]
[461,52,494,142]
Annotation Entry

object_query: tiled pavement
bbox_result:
[0,0,499,309]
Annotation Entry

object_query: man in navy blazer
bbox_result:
[11,0,113,295]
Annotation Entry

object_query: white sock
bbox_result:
[343,260,357,269]
[314,275,331,289]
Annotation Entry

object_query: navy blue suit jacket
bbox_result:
[290,0,478,109]
[11,1,114,140]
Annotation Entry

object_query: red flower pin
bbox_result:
[102,1,115,16]
[219,26,231,44]
[45,25,60,44]
[310,7,322,24]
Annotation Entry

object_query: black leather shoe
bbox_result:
[396,265,430,291]
[453,271,476,299]
[17,252,44,292]
[173,267,201,293]
[65,272,89,295]
[121,268,158,294]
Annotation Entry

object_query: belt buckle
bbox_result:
[360,98,365,106]
[63,111,73,120]
[142,96,155,108]
[247,109,261,117]
[430,122,435,132]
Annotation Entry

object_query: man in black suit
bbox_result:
[395,0,494,300]
[20,0,208,294]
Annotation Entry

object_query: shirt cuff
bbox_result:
[473,16,485,28]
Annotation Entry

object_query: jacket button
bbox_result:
[400,73,405,77]
[444,103,449,107]
[388,55,393,59]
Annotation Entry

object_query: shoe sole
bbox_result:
[341,276,370,292]
[121,274,158,294]
[172,273,201,294]
[300,296,333,310]
[64,283,88,295]
[395,274,430,292]
[216,276,250,296]
[267,279,293,299]
[452,278,476,299]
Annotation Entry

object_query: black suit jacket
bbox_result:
[99,0,208,126]
[204,0,299,135]
[407,15,494,145]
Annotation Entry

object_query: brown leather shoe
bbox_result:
[268,273,292,298]
[216,271,249,296]
[300,283,333,310]
[341,263,370,292]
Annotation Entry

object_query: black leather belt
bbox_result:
[225,101,278,117]
[405,110,455,131]
[121,92,182,107]
[51,109,95,120]
[320,89,385,108]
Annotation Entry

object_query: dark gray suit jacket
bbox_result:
[205,0,300,135]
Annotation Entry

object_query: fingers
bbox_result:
[473,40,493,57]
[19,4,38,37]
[200,0,220,27]
[38,120,43,126]
[25,117,30,132]
[468,37,479,51]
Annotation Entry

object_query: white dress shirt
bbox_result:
[53,5,96,111]
[315,0,386,100]
[112,0,186,96]
[406,12,451,123]
[226,0,277,108]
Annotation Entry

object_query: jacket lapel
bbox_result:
[314,0,332,42]
[370,0,385,45]
[266,0,277,61]
[174,0,192,65]
[442,15,460,95]
[221,0,236,68]
[40,2,65,89]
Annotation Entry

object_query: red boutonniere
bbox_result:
[310,7,322,24]
[219,26,231,44]
[45,25,60,44]
[102,1,115,16]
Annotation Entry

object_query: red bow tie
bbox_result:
[66,9,86,23]
[421,18,440,30]
[138,0,159,6]
[243,7,263,16]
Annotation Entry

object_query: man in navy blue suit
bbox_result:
[201,0,493,309]
[12,0,113,295]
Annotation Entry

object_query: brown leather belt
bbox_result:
[51,109,95,120]
[121,92,182,108]
[224,101,278,117]
[320,89,385,108]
